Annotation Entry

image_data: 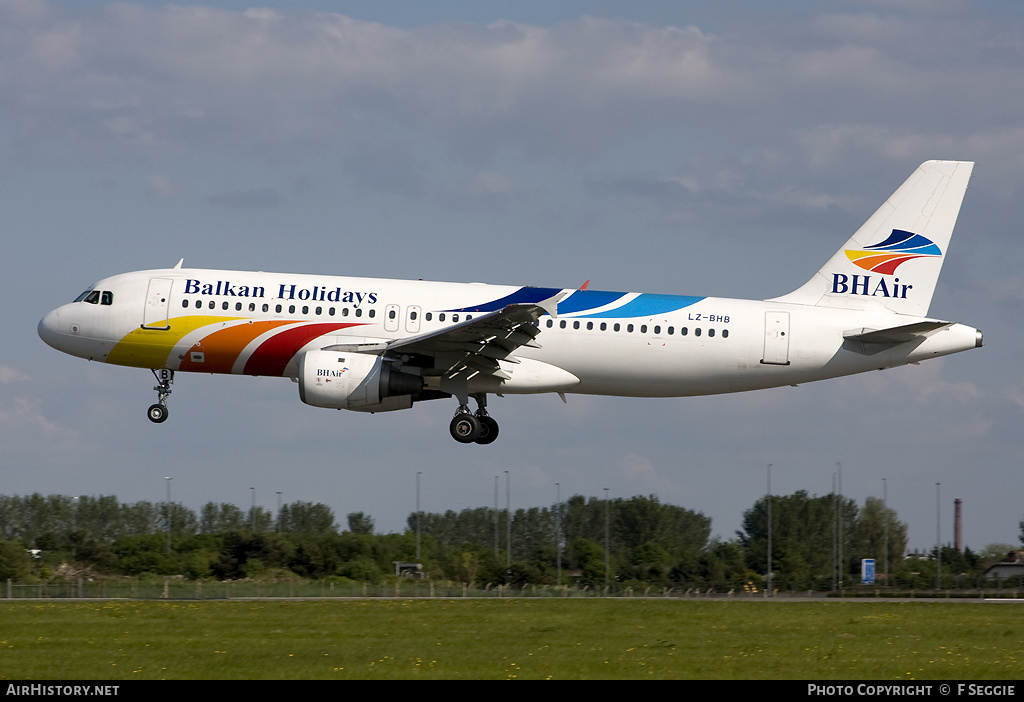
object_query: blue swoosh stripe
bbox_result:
[557,289,628,315]
[580,293,704,318]
[447,287,563,313]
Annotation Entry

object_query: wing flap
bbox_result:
[322,292,564,385]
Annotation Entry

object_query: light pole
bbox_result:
[505,471,511,570]
[494,475,499,560]
[555,482,561,587]
[603,487,610,590]
[416,472,422,561]
[276,491,283,533]
[936,482,941,590]
[766,463,772,599]
[882,478,888,586]
[164,477,172,556]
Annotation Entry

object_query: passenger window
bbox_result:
[369,309,376,318]
[425,312,432,321]
[695,328,702,337]
[708,329,715,337]
[600,322,607,331]
[328,307,335,316]
[546,319,553,328]
[722,330,730,338]
[222,302,229,311]
[613,323,620,332]
[235,302,242,311]
[587,322,593,331]
[208,301,215,310]
[681,327,688,336]
[573,321,580,330]
[627,324,634,333]
[181,300,189,308]
[355,308,362,317]
[438,313,446,322]
[559,320,566,329]
[315,306,322,315]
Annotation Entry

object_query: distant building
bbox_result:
[983,551,1024,581]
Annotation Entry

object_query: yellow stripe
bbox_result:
[107,315,240,369]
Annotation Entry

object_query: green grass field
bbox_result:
[0,599,1020,680]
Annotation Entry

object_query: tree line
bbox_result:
[0,491,1015,590]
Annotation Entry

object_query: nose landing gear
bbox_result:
[148,369,173,423]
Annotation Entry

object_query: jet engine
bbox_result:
[298,349,423,413]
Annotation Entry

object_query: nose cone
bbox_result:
[38,308,63,350]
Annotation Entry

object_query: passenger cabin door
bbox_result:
[141,278,174,330]
[761,311,791,365]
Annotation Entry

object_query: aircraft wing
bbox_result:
[323,292,564,381]
[843,321,952,345]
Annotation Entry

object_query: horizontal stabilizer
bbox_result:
[843,321,952,345]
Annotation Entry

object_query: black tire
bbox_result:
[474,416,499,445]
[449,413,481,443]
[147,404,168,423]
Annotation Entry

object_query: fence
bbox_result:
[5,577,1023,600]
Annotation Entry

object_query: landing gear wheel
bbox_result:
[147,404,168,424]
[450,413,481,443]
[474,415,499,445]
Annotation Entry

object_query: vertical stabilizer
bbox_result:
[770,160,973,317]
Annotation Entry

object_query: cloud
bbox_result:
[0,366,29,383]
[205,188,283,210]
[147,174,178,197]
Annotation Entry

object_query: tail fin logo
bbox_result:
[844,229,942,275]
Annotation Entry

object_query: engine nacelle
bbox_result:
[298,349,422,413]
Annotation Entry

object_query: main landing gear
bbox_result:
[449,393,499,445]
[147,369,173,424]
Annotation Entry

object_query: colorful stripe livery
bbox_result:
[108,316,369,375]
[448,287,705,318]
[844,229,942,275]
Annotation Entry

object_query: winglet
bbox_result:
[579,280,590,290]
[173,258,184,269]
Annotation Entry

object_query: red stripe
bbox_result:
[243,323,368,376]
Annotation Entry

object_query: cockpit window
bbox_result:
[75,290,113,305]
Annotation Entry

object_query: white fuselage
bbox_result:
[38,267,981,399]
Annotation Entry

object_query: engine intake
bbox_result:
[298,349,423,412]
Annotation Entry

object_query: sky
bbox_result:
[4,0,1024,555]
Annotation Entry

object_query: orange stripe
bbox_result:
[179,320,298,374]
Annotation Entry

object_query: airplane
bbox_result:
[38,160,981,445]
